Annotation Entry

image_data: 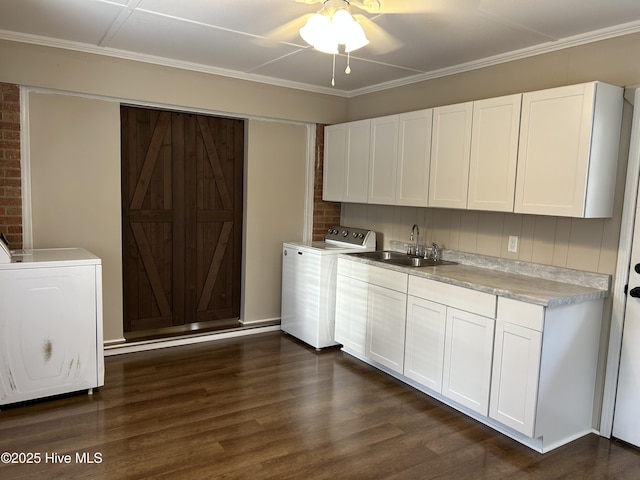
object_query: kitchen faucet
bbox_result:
[409,224,420,256]
[431,242,441,261]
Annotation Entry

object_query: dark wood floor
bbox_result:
[1,331,638,479]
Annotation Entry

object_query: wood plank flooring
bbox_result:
[1,331,638,479]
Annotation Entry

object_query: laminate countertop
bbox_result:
[339,249,610,307]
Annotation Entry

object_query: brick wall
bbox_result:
[0,83,22,250]
[312,124,341,241]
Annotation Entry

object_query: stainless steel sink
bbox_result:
[351,250,457,267]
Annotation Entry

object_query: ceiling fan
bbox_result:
[264,0,476,86]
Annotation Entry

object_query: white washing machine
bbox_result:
[281,226,376,349]
[0,248,104,406]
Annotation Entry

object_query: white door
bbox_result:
[442,308,495,415]
[489,320,542,437]
[368,115,398,204]
[613,173,640,446]
[404,296,447,392]
[429,102,473,209]
[322,124,347,201]
[396,109,432,207]
[467,94,521,212]
[335,273,368,355]
[366,284,407,373]
[344,119,371,203]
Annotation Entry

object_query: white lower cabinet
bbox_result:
[442,308,495,416]
[366,284,407,373]
[335,259,407,366]
[488,297,603,451]
[404,296,446,392]
[335,271,368,355]
[335,258,604,453]
[489,318,542,436]
[404,276,496,416]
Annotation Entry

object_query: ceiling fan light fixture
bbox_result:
[330,8,354,44]
[299,1,369,54]
[344,21,369,52]
[299,12,331,47]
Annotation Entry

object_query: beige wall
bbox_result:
[347,32,640,120]
[0,40,348,125]
[28,92,123,342]
[243,120,309,323]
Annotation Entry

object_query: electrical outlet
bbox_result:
[508,235,519,253]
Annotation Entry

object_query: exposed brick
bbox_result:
[0,83,22,249]
[312,124,341,241]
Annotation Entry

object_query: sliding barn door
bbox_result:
[121,106,244,333]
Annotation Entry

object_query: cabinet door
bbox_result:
[0,266,98,404]
[514,83,595,217]
[335,274,368,355]
[396,109,432,207]
[404,295,447,392]
[468,94,521,212]
[345,119,371,203]
[429,102,473,208]
[442,308,495,415]
[489,320,542,437]
[369,115,399,205]
[366,284,407,373]
[323,123,347,201]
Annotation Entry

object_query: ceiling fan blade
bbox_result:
[294,0,324,5]
[354,15,403,54]
[258,14,313,46]
[351,0,479,14]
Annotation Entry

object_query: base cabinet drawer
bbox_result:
[409,275,496,318]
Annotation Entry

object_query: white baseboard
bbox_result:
[104,325,281,356]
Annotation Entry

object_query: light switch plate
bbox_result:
[508,235,519,253]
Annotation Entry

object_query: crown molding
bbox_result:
[3,19,640,99]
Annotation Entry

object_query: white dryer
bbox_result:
[281,226,376,349]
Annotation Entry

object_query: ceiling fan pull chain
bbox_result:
[331,53,336,86]
[345,51,351,74]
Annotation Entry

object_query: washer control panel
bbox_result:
[324,226,374,247]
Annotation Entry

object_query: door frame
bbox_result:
[600,87,640,436]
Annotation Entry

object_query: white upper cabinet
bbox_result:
[368,115,399,204]
[467,94,522,212]
[324,81,622,216]
[514,82,623,217]
[323,119,371,203]
[429,102,473,208]
[396,109,433,207]
[322,123,347,202]
[369,110,433,206]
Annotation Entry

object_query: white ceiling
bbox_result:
[1,0,640,96]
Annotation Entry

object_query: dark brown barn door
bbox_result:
[121,106,244,334]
